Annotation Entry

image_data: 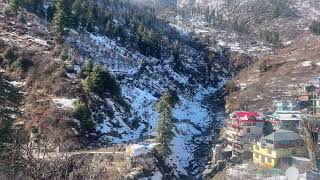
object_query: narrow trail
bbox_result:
[44,150,126,158]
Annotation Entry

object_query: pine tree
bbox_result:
[74,99,94,135]
[71,0,82,28]
[172,41,182,72]
[155,92,175,156]
[25,0,44,16]
[9,0,20,15]
[53,0,67,36]
[207,53,215,73]
[105,20,113,36]
[0,74,22,172]
[17,13,27,24]
[59,48,68,62]
[83,65,120,97]
[173,41,180,61]
[46,5,54,22]
[82,59,93,76]
[310,20,320,35]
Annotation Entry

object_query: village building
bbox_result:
[308,90,320,115]
[300,77,320,115]
[274,99,300,112]
[268,111,301,132]
[224,111,265,154]
[252,129,304,168]
[267,99,302,132]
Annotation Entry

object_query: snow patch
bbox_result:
[9,81,25,87]
[52,98,76,109]
[301,61,312,67]
[139,171,163,180]
[167,123,202,176]
[126,143,158,157]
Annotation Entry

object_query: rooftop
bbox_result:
[271,111,302,121]
[230,111,263,121]
[262,129,300,142]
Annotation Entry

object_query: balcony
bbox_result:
[226,123,242,129]
[225,129,244,137]
[226,137,243,144]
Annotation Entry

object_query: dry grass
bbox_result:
[0,13,82,146]
[226,32,320,112]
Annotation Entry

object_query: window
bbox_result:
[262,156,266,163]
[256,146,259,150]
[255,153,259,158]
[246,128,251,133]
[268,158,272,163]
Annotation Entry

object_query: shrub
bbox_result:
[259,60,269,73]
[131,117,140,130]
[225,80,240,93]
[2,48,16,66]
[310,20,320,35]
[58,61,66,77]
[83,73,96,93]
[81,59,93,78]
[83,65,121,97]
[9,0,20,15]
[59,48,69,62]
[74,100,95,134]
[11,57,32,72]
[17,13,27,24]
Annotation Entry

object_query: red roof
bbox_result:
[230,111,263,122]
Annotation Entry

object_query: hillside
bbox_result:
[0,0,230,178]
[0,0,320,179]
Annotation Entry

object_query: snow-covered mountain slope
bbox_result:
[2,0,319,178]
[1,1,230,177]
[65,27,229,176]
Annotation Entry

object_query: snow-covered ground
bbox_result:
[139,171,163,180]
[64,27,229,176]
[126,143,158,157]
[52,98,76,109]
[224,163,307,180]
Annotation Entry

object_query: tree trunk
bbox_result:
[304,127,318,169]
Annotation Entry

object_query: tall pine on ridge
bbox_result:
[155,92,175,156]
[53,0,67,36]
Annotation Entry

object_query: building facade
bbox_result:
[274,99,300,112]
[225,111,265,152]
[252,129,304,168]
[268,111,301,132]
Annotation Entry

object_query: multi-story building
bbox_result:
[266,99,302,132]
[302,77,320,115]
[309,91,320,115]
[252,129,304,168]
[274,99,300,112]
[268,111,301,132]
[225,111,265,153]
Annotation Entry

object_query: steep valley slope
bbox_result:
[0,1,230,178]
[1,0,320,179]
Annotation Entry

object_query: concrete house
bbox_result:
[225,111,265,153]
[268,99,302,132]
[252,129,304,168]
[269,111,301,132]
